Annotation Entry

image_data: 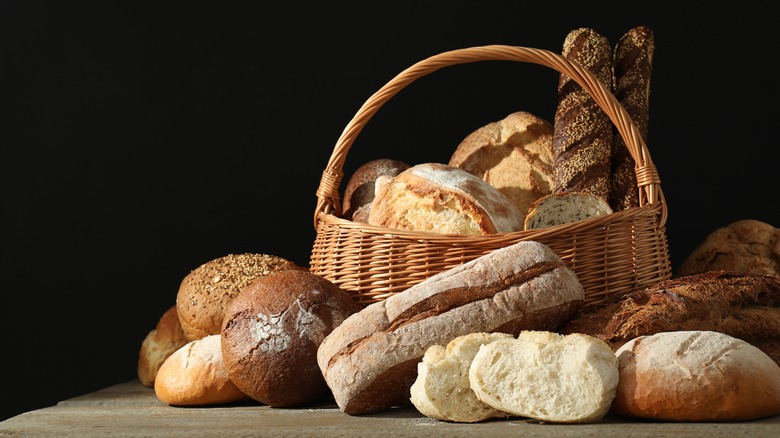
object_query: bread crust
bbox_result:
[560,271,780,365]
[367,162,525,235]
[176,253,306,341]
[523,191,613,230]
[342,158,410,221]
[137,305,188,387]
[613,331,780,421]
[610,26,654,211]
[317,241,584,415]
[448,111,555,216]
[221,270,361,408]
[552,28,614,199]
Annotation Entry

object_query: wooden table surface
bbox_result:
[1,380,779,437]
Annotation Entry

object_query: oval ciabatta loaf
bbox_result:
[367,162,525,235]
[317,240,585,415]
[410,332,513,423]
[448,111,555,216]
[469,330,619,424]
[613,330,780,421]
[523,192,613,230]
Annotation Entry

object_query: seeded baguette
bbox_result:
[317,240,585,415]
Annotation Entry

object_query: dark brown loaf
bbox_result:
[176,253,306,341]
[552,28,615,199]
[609,26,654,211]
[221,270,361,408]
[317,240,585,415]
[560,271,780,365]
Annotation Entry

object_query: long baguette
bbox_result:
[316,240,585,415]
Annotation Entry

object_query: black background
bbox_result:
[2,1,778,422]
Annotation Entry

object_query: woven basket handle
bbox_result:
[314,45,666,229]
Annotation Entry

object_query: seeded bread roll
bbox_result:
[221,270,361,408]
[469,331,619,424]
[610,26,655,211]
[367,162,525,235]
[342,158,410,222]
[613,331,780,421]
[523,192,613,230]
[448,111,555,215]
[677,219,780,277]
[560,271,780,366]
[137,305,189,387]
[552,28,615,199]
[176,253,306,341]
[317,240,585,415]
[154,334,250,406]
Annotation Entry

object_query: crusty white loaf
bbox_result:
[448,111,555,216]
[410,332,513,423]
[612,330,780,421]
[469,330,619,424]
[154,334,250,406]
[317,240,584,415]
[523,192,613,230]
[367,162,525,235]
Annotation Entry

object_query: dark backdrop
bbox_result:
[2,1,777,421]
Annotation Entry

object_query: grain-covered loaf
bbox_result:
[560,271,780,365]
[448,111,555,216]
[613,330,780,421]
[367,162,525,235]
[317,240,585,415]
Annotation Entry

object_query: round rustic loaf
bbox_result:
[220,269,361,408]
[448,111,555,216]
[176,253,306,341]
[138,305,189,387]
[367,162,525,235]
[612,330,780,421]
[342,158,410,222]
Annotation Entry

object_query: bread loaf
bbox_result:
[609,26,654,211]
[552,28,614,199]
[677,219,780,277]
[469,331,619,424]
[176,253,306,341]
[221,270,361,408]
[154,334,250,406]
[560,271,780,365]
[410,332,513,423]
[342,158,410,222]
[448,111,555,216]
[137,305,188,387]
[613,330,780,421]
[367,162,525,235]
[317,240,585,415]
[523,192,613,230]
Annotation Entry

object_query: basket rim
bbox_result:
[313,44,666,231]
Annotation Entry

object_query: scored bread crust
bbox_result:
[560,271,780,365]
[448,111,555,216]
[612,330,780,421]
[367,162,525,235]
[317,240,585,415]
[552,28,615,199]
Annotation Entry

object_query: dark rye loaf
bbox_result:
[560,271,780,366]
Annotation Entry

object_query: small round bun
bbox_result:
[176,253,306,341]
[342,158,410,221]
[613,330,780,421]
[221,270,361,407]
[138,305,189,387]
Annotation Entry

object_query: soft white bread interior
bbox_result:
[154,334,250,406]
[524,192,613,230]
[410,332,513,423]
[613,330,780,421]
[469,330,619,423]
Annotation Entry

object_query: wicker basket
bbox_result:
[310,45,672,306]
